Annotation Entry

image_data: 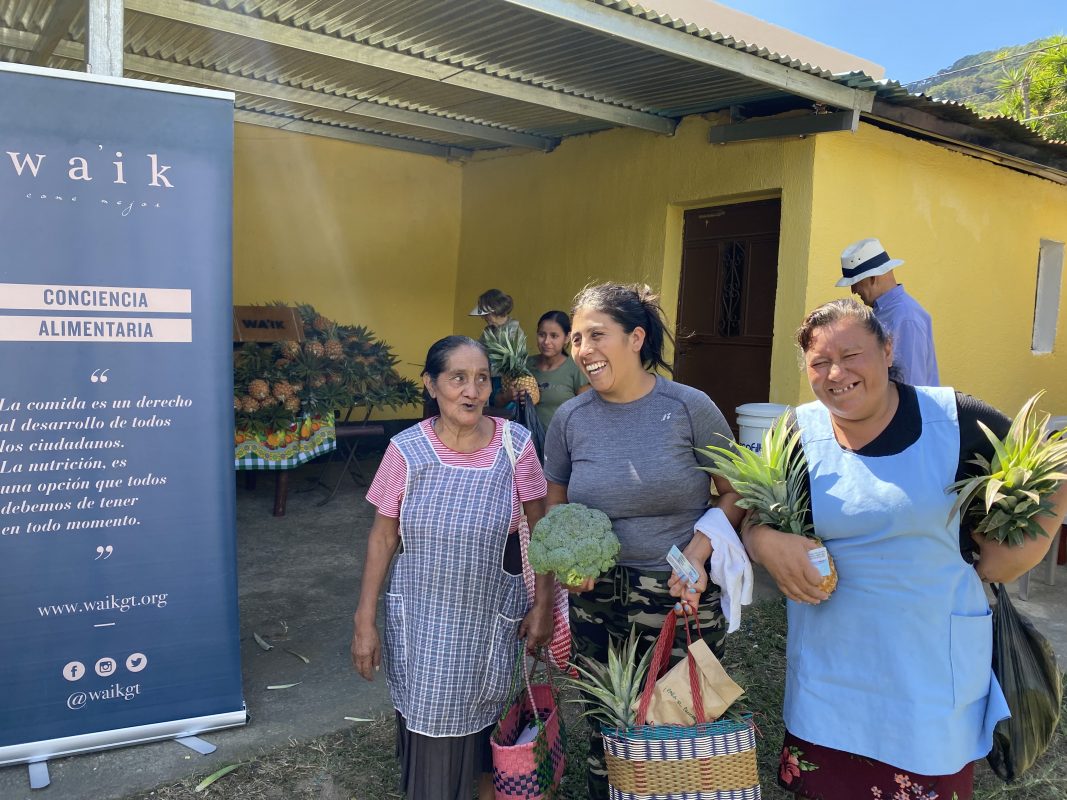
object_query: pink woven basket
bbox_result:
[491,654,566,800]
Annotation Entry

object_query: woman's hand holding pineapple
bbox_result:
[743,523,828,605]
[497,385,533,406]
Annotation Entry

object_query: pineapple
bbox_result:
[324,338,344,360]
[304,341,325,359]
[564,627,653,731]
[282,340,302,359]
[248,379,270,401]
[483,327,540,404]
[700,418,838,595]
[272,381,294,401]
[948,392,1067,546]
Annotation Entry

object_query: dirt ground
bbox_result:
[0,457,395,800]
[1,449,1065,800]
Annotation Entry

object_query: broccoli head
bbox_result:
[528,503,620,586]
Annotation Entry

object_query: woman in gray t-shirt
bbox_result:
[543,282,744,800]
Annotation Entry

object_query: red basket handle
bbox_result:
[633,608,706,726]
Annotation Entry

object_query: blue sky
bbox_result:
[716,0,1065,84]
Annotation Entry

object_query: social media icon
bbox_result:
[62,661,85,682]
[125,652,147,673]
[95,657,116,677]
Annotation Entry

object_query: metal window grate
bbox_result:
[718,241,746,337]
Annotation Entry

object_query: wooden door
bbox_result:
[674,199,781,432]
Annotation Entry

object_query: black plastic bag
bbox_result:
[517,397,546,463]
[987,583,1063,781]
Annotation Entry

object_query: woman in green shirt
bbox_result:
[527,310,589,431]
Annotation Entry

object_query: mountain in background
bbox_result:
[909,38,1047,116]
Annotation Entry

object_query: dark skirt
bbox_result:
[778,730,974,800]
[395,711,494,800]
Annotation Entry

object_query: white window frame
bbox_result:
[1032,239,1065,355]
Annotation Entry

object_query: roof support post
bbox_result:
[85,0,124,77]
[709,109,859,144]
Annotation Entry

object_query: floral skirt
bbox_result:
[777,730,974,800]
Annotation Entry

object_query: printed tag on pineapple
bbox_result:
[808,547,832,577]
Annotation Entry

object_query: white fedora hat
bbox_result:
[835,238,904,287]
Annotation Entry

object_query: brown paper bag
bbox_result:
[633,637,744,725]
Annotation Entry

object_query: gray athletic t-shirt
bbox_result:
[543,376,734,570]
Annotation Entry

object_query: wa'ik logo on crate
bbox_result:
[5,148,175,216]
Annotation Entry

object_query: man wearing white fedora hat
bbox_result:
[836,238,940,386]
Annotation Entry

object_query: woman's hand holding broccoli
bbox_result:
[527,504,620,593]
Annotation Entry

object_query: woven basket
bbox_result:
[604,718,759,799]
[603,612,760,800]
[491,649,566,799]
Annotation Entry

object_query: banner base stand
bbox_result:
[175,736,216,755]
[0,709,247,767]
[27,762,49,790]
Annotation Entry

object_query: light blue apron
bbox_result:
[384,421,530,737]
[786,386,1008,774]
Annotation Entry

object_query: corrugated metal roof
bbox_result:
[0,0,1062,176]
[845,72,1067,148]
[600,0,839,78]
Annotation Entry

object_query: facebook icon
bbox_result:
[63,661,85,682]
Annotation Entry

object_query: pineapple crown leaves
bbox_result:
[482,326,533,379]
[562,626,653,731]
[697,418,814,537]
[946,391,1067,545]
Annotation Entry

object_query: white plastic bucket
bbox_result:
[736,402,791,453]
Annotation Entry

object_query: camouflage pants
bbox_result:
[570,566,726,800]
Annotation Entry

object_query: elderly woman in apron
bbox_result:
[352,335,554,800]
[741,299,1067,800]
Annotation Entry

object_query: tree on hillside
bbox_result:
[995,36,1067,140]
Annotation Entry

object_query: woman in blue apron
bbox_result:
[742,299,1067,800]
[351,336,554,800]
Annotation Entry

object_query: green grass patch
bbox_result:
[126,599,1067,800]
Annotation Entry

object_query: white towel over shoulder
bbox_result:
[695,507,752,633]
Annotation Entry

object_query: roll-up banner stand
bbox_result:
[0,63,246,768]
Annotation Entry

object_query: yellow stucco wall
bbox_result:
[807,123,1067,415]
[454,115,818,406]
[232,123,463,417]
[233,116,1067,421]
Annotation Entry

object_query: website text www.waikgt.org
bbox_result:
[37,592,168,618]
